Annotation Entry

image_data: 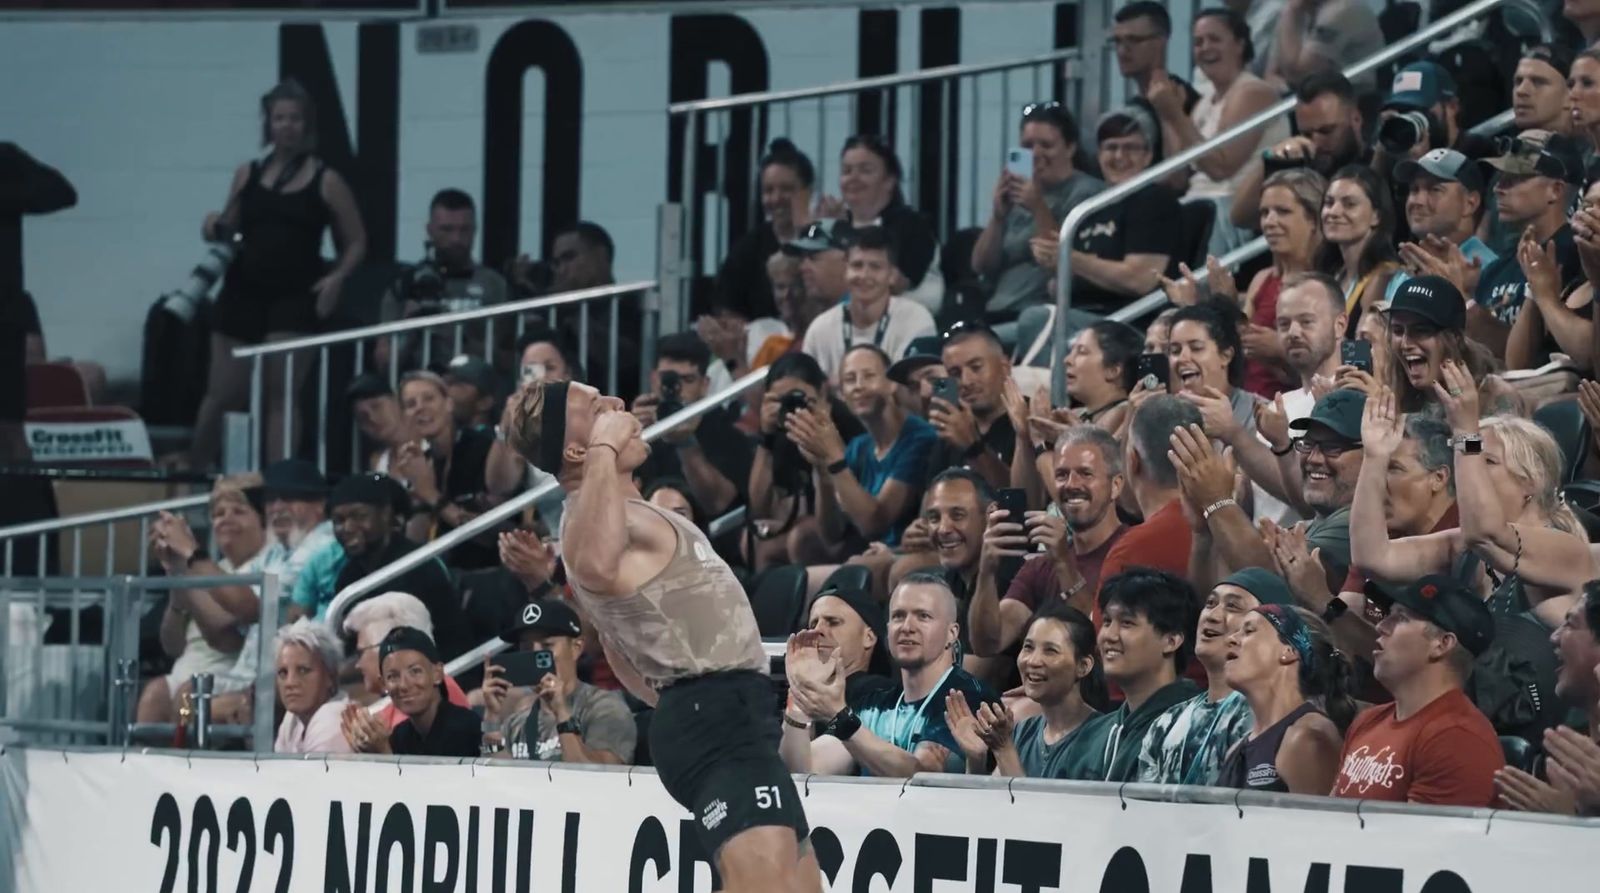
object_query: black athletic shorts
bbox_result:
[649,670,810,857]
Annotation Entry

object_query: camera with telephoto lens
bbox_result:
[1378,110,1434,156]
[657,370,684,421]
[402,240,448,304]
[157,231,242,324]
[770,389,813,489]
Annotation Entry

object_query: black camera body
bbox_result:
[771,389,813,490]
[658,370,684,420]
[1377,110,1440,156]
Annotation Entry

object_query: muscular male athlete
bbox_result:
[503,379,820,893]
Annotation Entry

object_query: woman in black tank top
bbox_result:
[1218,605,1355,794]
[186,80,367,468]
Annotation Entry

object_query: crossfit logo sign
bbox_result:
[701,799,728,831]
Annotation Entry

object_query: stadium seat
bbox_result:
[1499,735,1540,775]
[1532,398,1589,484]
[745,565,808,637]
[26,362,90,409]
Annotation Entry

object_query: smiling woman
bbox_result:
[1165,302,1261,438]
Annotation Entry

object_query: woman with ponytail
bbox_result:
[1219,604,1351,794]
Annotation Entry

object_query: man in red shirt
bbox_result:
[1095,395,1203,619]
[968,425,1128,660]
[1331,574,1502,806]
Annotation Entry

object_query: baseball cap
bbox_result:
[500,598,583,643]
[1382,61,1457,112]
[1218,567,1297,608]
[1393,148,1486,192]
[445,354,497,395]
[887,335,944,386]
[783,218,855,255]
[328,471,409,515]
[1523,43,1574,79]
[378,625,443,668]
[261,459,328,499]
[345,372,393,403]
[1484,130,1586,185]
[1364,573,1496,656]
[1289,389,1366,442]
[1386,274,1467,331]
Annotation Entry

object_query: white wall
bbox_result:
[4,3,1065,383]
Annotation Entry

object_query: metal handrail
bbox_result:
[1096,108,1520,328]
[231,281,654,358]
[0,493,209,541]
[668,47,1082,114]
[325,366,771,633]
[1049,0,1547,403]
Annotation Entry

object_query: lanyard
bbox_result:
[890,665,955,750]
[841,296,892,351]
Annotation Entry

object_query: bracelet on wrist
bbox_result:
[1202,498,1237,521]
[1270,441,1294,456]
[825,457,849,476]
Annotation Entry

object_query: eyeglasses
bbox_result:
[1105,33,1160,48]
[1292,438,1360,459]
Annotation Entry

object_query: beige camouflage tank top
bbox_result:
[563,499,767,689]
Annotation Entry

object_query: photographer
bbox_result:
[1231,71,1366,229]
[376,189,509,369]
[482,600,635,764]
[1377,63,1463,159]
[632,332,754,518]
[785,344,936,562]
[389,371,524,569]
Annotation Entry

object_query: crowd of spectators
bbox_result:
[94,2,1600,823]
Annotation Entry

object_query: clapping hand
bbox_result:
[784,406,847,469]
[1432,360,1479,434]
[1360,385,1405,459]
[1170,423,1239,512]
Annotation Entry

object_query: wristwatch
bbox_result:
[1450,434,1483,455]
[822,707,862,742]
[1270,440,1295,457]
[1321,597,1349,623]
[825,458,849,476]
[556,719,581,736]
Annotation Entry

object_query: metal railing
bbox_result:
[668,47,1084,312]
[325,365,771,640]
[230,281,656,472]
[0,572,280,753]
[0,493,211,581]
[1050,0,1549,403]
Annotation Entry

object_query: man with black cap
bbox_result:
[483,599,635,764]
[350,626,481,758]
[329,472,464,659]
[1378,62,1462,155]
[500,377,820,891]
[1331,574,1502,805]
[444,354,500,431]
[1138,568,1295,784]
[1392,149,1497,301]
[260,459,335,595]
[778,585,897,771]
[886,334,944,418]
[1467,130,1585,356]
[346,373,409,472]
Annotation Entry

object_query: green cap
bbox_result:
[1290,389,1367,442]
[1219,567,1297,608]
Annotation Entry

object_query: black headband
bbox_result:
[538,381,570,472]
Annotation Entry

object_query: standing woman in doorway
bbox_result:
[189,80,367,469]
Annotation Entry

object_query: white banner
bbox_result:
[24,419,154,464]
[3,747,1595,892]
